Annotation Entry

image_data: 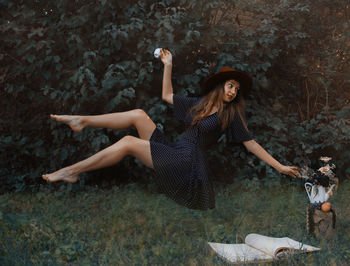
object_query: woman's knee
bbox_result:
[120,135,137,144]
[119,135,137,154]
[132,109,156,140]
[119,135,145,154]
[133,109,152,123]
[115,135,153,168]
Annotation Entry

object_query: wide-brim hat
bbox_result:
[200,67,252,97]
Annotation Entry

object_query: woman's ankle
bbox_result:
[79,116,88,128]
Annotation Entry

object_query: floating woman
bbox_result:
[43,49,301,210]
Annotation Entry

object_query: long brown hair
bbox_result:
[189,81,248,131]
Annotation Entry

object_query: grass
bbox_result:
[1,180,350,265]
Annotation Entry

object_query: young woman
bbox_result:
[43,49,301,210]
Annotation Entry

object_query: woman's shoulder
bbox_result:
[172,94,202,121]
[173,94,202,105]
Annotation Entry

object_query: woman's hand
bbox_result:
[278,165,301,179]
[160,49,172,66]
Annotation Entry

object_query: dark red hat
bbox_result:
[200,67,252,97]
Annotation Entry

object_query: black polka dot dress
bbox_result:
[149,94,253,210]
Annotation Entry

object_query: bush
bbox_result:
[1,0,349,191]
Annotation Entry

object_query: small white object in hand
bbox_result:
[154,48,162,58]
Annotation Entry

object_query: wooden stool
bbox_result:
[307,206,336,240]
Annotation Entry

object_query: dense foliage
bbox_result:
[1,0,349,191]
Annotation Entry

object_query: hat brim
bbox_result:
[200,70,252,97]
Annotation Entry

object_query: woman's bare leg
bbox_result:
[42,136,153,183]
[50,109,156,140]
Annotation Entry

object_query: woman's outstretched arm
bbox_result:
[160,49,174,104]
[243,139,301,178]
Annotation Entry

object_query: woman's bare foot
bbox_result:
[42,167,79,183]
[50,114,85,132]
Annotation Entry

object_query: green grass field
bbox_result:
[1,181,349,265]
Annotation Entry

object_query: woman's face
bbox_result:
[222,79,240,103]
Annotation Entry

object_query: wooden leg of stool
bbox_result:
[312,208,336,240]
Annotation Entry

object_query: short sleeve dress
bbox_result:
[149,94,253,210]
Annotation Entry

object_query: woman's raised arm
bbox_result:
[160,49,174,104]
